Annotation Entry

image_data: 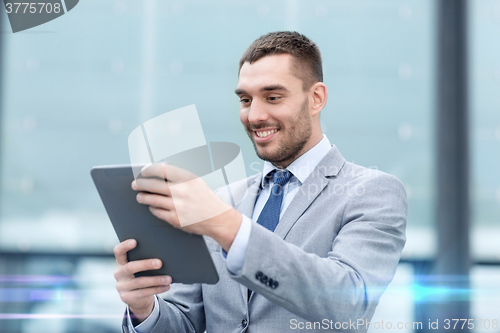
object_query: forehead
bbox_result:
[237,54,302,93]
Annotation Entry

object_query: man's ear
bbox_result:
[309,82,328,116]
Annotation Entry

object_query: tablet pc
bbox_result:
[91,164,219,284]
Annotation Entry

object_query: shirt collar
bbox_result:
[261,134,332,187]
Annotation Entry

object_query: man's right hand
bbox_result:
[114,239,172,323]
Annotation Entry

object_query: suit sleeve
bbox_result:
[230,173,407,323]
[121,283,205,333]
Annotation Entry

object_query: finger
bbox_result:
[141,162,197,183]
[140,162,166,179]
[120,258,163,278]
[163,164,197,183]
[140,163,152,174]
[115,258,162,280]
[136,193,175,210]
[133,177,171,196]
[114,239,137,266]
[120,285,171,304]
[117,275,172,292]
[149,207,179,227]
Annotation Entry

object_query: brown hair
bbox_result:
[239,31,323,91]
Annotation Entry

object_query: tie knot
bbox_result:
[272,169,293,186]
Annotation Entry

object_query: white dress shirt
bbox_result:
[128,135,332,333]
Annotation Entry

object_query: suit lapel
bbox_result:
[235,173,262,218]
[274,145,346,239]
[235,173,262,304]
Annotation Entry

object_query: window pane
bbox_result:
[470,0,500,262]
[0,0,436,256]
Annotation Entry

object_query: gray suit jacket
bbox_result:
[122,145,407,333]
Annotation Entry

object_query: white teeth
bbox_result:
[256,129,278,138]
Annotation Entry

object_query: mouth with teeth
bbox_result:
[253,128,279,143]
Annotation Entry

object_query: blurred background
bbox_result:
[0,0,499,332]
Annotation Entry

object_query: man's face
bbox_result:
[235,54,313,167]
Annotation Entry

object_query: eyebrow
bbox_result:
[234,85,289,95]
[234,88,247,95]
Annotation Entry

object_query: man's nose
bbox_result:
[247,100,269,124]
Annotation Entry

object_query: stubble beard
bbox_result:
[248,98,312,168]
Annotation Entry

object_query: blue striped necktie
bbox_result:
[256,169,293,232]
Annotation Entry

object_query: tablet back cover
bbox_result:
[91,165,219,284]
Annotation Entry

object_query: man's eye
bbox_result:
[267,96,280,101]
[240,99,251,104]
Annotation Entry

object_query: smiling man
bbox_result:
[236,48,324,169]
[115,31,407,333]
